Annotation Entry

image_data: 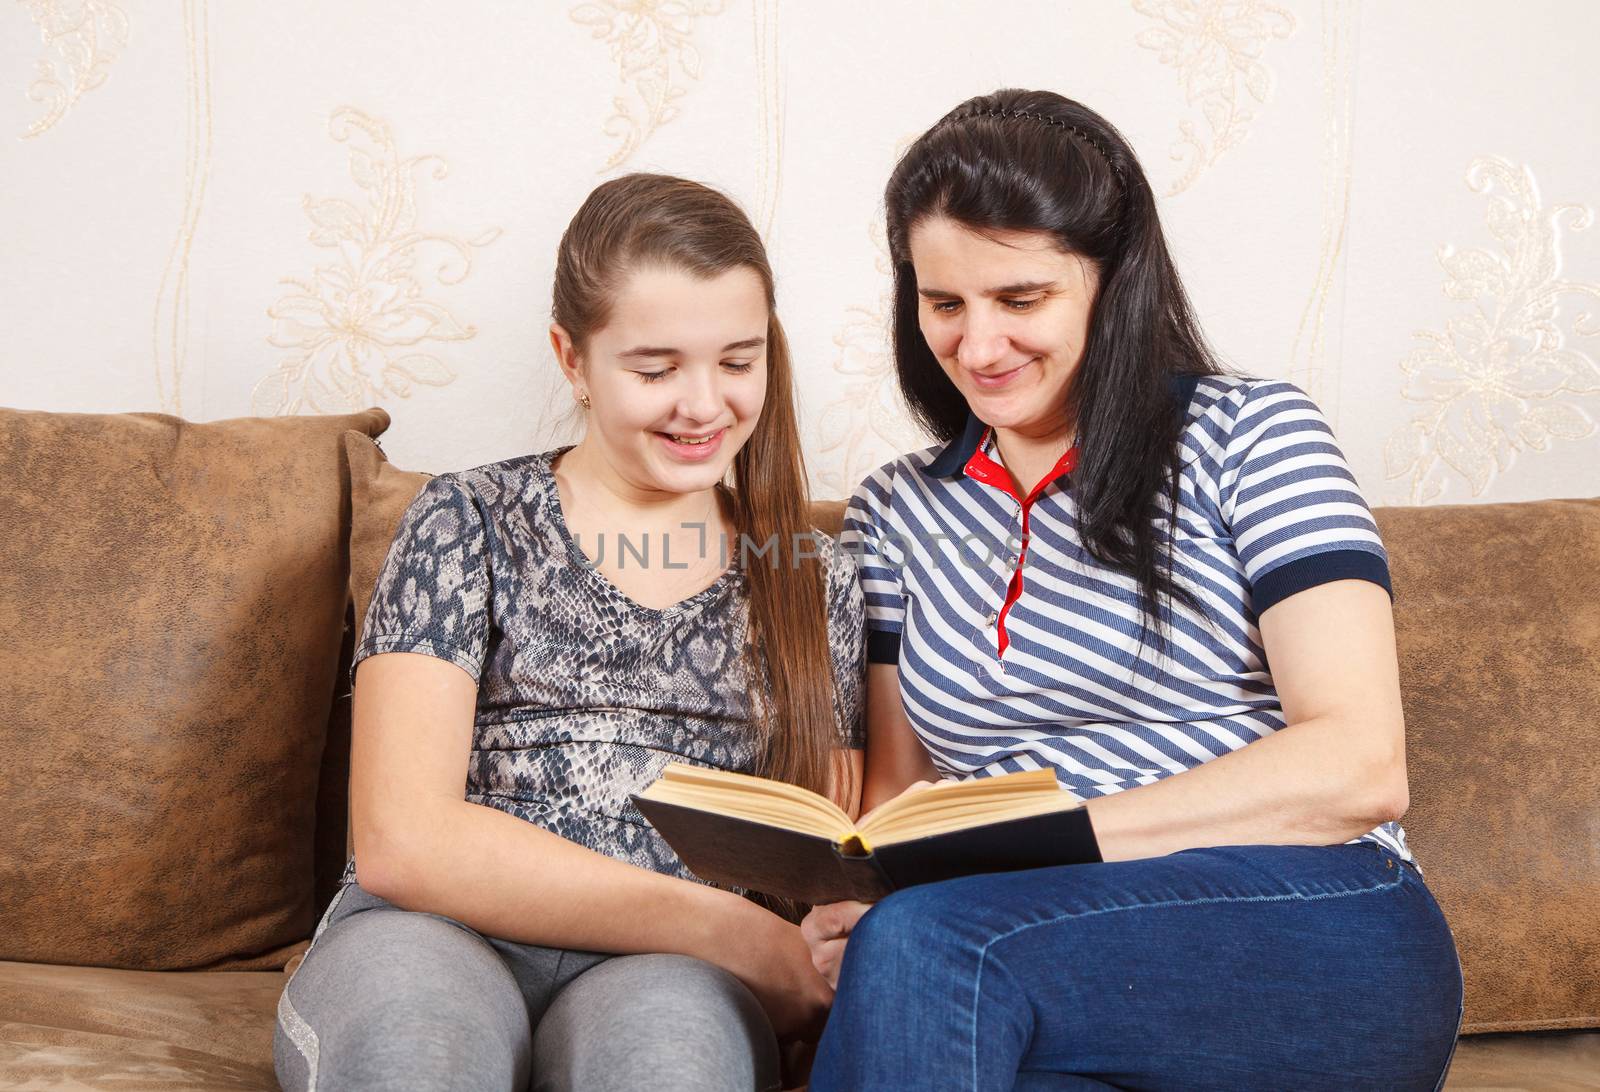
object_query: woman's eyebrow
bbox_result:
[918,280,1057,299]
[618,336,766,359]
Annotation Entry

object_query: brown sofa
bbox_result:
[1,407,1596,1090]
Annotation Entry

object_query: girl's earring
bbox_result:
[577,392,591,409]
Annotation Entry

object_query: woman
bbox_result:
[274,173,863,1092]
[801,90,1463,1090]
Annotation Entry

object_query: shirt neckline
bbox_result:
[534,447,741,618]
[920,374,1207,482]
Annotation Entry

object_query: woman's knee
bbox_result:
[847,879,974,968]
[532,954,779,1092]
[274,908,532,1091]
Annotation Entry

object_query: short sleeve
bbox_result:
[821,543,866,749]
[1219,381,1391,614]
[353,475,493,684]
[842,464,907,665]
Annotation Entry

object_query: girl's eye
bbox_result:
[637,370,670,383]
[722,361,755,373]
[1003,298,1041,311]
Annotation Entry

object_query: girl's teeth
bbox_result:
[673,434,712,444]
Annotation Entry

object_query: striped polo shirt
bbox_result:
[844,374,1411,861]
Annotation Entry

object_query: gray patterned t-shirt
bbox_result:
[343,448,866,888]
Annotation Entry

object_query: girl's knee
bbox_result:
[272,1007,316,1092]
[573,953,768,1042]
[277,979,531,1091]
[275,910,532,1090]
[533,955,778,1092]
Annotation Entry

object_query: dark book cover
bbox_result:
[632,795,1101,905]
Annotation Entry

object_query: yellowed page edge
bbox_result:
[859,768,1058,830]
[638,763,854,840]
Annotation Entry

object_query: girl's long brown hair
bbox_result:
[552,173,846,817]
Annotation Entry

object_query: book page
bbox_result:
[637,763,855,840]
[862,769,1081,846]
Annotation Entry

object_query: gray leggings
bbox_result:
[273,882,780,1092]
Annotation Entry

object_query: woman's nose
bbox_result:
[955,312,1008,370]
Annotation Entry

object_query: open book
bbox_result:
[632,764,1100,905]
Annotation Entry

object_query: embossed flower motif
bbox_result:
[19,0,128,138]
[1134,0,1294,195]
[1386,158,1600,502]
[570,0,725,169]
[265,268,473,411]
[1139,0,1268,90]
[814,217,925,497]
[255,108,499,416]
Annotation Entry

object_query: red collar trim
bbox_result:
[962,428,1079,504]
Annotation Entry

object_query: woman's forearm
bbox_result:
[1084,713,1409,862]
[358,795,761,963]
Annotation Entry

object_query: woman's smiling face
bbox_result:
[908,215,1099,443]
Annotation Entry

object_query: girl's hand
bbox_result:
[801,777,1081,993]
[719,904,834,1042]
[800,900,873,988]
[802,779,948,987]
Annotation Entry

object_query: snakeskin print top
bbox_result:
[342,448,866,888]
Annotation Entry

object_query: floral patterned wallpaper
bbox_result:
[3,0,1597,505]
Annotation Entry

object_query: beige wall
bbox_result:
[3,0,1597,504]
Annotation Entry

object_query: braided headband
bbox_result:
[961,108,1126,186]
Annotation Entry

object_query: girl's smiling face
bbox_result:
[554,263,769,496]
[909,215,1099,443]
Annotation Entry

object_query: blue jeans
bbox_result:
[809,843,1462,1091]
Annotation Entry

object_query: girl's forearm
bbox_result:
[357,795,759,963]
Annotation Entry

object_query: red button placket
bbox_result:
[963,430,1079,665]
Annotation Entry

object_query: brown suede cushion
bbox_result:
[343,431,433,643]
[0,407,388,971]
[1377,498,1600,1034]
[810,500,847,538]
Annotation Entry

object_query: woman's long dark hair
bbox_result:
[886,89,1222,638]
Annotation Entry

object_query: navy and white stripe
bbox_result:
[844,375,1410,861]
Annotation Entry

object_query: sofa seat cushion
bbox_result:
[0,959,285,1089]
[1445,1031,1600,1089]
[2,960,1594,1092]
